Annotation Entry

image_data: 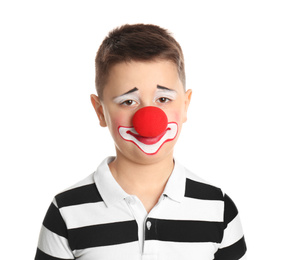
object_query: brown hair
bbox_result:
[95,24,186,99]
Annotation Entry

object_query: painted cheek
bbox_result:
[167,111,180,125]
[116,114,131,126]
[112,113,132,133]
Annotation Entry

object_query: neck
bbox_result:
[109,151,174,195]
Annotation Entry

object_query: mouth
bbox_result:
[118,122,178,155]
[126,128,171,145]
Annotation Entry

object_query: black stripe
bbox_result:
[214,236,247,260]
[43,203,68,239]
[145,218,223,243]
[224,194,239,228]
[68,220,138,250]
[35,248,74,260]
[56,183,103,208]
[185,178,223,200]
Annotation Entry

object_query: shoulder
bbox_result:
[183,167,224,201]
[183,167,240,224]
[54,173,103,209]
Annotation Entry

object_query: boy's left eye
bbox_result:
[157,97,171,103]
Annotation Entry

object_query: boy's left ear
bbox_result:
[90,94,107,127]
[183,89,192,123]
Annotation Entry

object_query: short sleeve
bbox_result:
[214,194,247,260]
[35,199,75,260]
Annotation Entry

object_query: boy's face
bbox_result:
[91,60,192,164]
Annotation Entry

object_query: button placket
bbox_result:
[125,196,148,254]
[144,218,157,238]
[143,218,158,258]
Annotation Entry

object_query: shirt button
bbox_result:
[146,221,152,230]
[126,197,135,205]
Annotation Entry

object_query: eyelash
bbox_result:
[156,97,171,103]
[120,100,138,106]
[120,97,172,107]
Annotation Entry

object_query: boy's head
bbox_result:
[95,24,186,100]
[91,24,192,164]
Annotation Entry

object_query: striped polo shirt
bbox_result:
[35,157,247,260]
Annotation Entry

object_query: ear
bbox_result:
[182,89,192,123]
[90,94,107,127]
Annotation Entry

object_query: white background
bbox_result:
[1,0,283,259]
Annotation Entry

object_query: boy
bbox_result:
[35,24,247,260]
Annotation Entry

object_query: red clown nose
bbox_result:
[132,106,168,137]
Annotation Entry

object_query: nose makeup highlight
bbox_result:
[132,106,168,137]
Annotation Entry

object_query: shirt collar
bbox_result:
[94,157,186,207]
[94,157,129,207]
[162,158,186,203]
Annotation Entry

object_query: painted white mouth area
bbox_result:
[118,122,178,155]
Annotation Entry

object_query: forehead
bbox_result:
[103,60,182,96]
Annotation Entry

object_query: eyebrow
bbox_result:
[157,85,176,92]
[113,87,139,102]
[119,87,139,96]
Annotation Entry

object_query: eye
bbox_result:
[121,100,138,106]
[157,97,171,103]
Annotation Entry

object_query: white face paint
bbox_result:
[118,122,178,155]
[153,88,177,103]
[113,86,178,107]
[113,90,140,105]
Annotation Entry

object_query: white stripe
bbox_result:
[144,241,219,260]
[73,241,220,260]
[38,225,74,259]
[74,241,140,260]
[220,215,244,248]
[155,196,224,221]
[58,173,94,194]
[141,255,158,260]
[60,201,134,229]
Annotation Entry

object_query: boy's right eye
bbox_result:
[121,100,137,106]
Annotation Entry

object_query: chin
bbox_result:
[117,140,177,166]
